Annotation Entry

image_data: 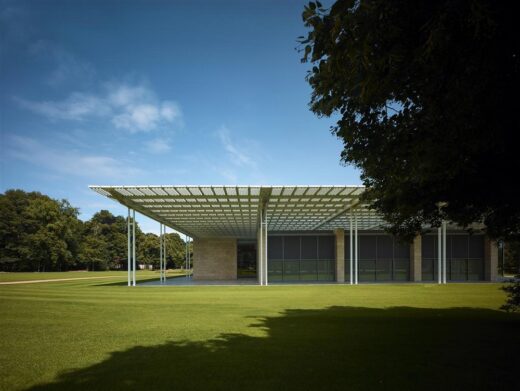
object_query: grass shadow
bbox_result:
[26,306,520,390]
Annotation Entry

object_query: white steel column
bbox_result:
[442,221,447,284]
[354,212,358,285]
[264,208,268,286]
[349,212,353,285]
[127,208,131,287]
[132,209,136,287]
[185,235,188,278]
[163,225,167,283]
[159,223,163,283]
[437,227,442,284]
[259,214,264,286]
[187,237,191,279]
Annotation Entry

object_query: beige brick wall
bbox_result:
[410,235,422,282]
[334,229,345,283]
[484,237,498,281]
[193,238,237,280]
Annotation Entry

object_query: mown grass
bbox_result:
[0,277,518,391]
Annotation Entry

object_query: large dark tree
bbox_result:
[300,0,519,240]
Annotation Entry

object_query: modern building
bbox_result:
[90,185,498,285]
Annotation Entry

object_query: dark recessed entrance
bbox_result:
[237,240,257,279]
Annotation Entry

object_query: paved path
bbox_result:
[0,276,125,285]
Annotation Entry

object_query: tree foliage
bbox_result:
[300,0,519,241]
[0,189,189,272]
[0,190,82,271]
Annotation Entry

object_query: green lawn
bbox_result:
[0,277,518,391]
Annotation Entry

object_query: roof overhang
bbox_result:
[89,185,386,238]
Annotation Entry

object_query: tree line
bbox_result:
[0,189,191,272]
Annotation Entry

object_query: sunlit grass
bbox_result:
[0,277,517,390]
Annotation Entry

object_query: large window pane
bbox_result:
[394,259,410,281]
[422,235,437,259]
[422,258,436,281]
[318,236,335,260]
[283,260,299,281]
[344,259,351,282]
[300,260,317,280]
[394,240,410,259]
[376,258,392,281]
[359,236,377,259]
[318,260,334,281]
[452,235,468,258]
[301,236,318,260]
[469,235,484,258]
[284,236,300,260]
[468,258,483,280]
[268,259,283,281]
[450,258,467,281]
[344,235,351,260]
[359,259,376,281]
[377,236,393,259]
[268,236,283,260]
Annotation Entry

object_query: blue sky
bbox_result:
[0,0,361,233]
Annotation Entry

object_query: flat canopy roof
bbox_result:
[89,185,386,238]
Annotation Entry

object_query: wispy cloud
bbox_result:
[145,138,172,154]
[15,82,183,133]
[15,92,109,121]
[216,126,256,167]
[7,135,143,180]
[29,40,96,87]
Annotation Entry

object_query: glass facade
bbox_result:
[344,234,411,282]
[237,240,257,279]
[267,235,335,282]
[421,234,484,281]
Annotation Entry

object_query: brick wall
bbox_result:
[193,238,237,280]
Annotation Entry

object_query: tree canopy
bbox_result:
[300,0,519,241]
[0,189,189,272]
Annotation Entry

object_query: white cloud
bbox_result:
[216,126,256,167]
[15,92,109,121]
[160,101,181,121]
[113,104,159,131]
[15,82,183,133]
[7,135,142,180]
[145,138,171,154]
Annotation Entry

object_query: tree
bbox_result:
[139,233,160,268]
[165,232,188,269]
[81,210,142,270]
[300,0,519,241]
[0,190,82,271]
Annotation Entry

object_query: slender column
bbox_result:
[159,223,163,283]
[127,208,131,286]
[437,227,442,284]
[354,213,358,284]
[185,235,188,278]
[163,225,167,282]
[264,208,268,286]
[442,221,447,284]
[188,238,192,278]
[258,209,263,286]
[132,209,136,286]
[350,213,353,285]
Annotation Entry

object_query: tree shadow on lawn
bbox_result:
[27,306,520,391]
